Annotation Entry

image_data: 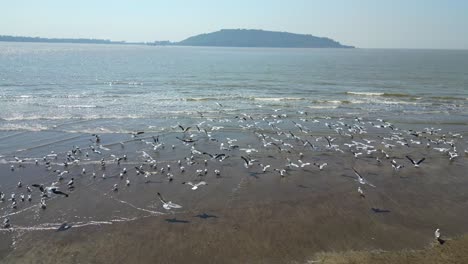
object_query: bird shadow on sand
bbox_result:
[194,213,219,219]
[141,180,163,184]
[248,172,261,179]
[371,208,391,213]
[297,184,310,189]
[165,218,190,224]
[340,174,356,180]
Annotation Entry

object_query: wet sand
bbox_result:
[0,117,467,263]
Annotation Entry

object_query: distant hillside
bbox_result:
[174,29,353,48]
[0,35,143,45]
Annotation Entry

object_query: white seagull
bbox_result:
[182,181,207,190]
[157,192,182,210]
[353,168,376,187]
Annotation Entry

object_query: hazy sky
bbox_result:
[2,0,467,49]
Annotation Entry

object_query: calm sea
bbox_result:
[0,42,467,138]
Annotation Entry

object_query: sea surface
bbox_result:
[1,43,467,135]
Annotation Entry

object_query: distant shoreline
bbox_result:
[1,29,354,48]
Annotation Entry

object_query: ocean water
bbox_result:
[1,42,467,135]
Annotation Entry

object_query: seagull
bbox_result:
[313,162,328,171]
[176,137,198,143]
[260,164,270,173]
[40,198,47,209]
[126,178,130,186]
[129,131,145,138]
[391,161,404,171]
[297,160,310,168]
[434,228,445,245]
[112,184,118,192]
[274,169,287,177]
[448,151,458,161]
[2,218,10,229]
[67,178,74,189]
[157,192,182,210]
[405,155,425,168]
[178,125,191,133]
[241,156,254,168]
[352,168,376,187]
[182,181,208,190]
[32,184,69,197]
[57,223,72,231]
[358,187,365,198]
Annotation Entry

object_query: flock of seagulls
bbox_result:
[1,105,466,246]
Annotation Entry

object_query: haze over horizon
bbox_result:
[1,0,468,49]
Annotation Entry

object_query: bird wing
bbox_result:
[352,168,363,179]
[416,158,426,165]
[197,181,207,186]
[32,184,45,192]
[214,154,226,160]
[157,192,167,204]
[241,156,250,166]
[405,155,415,164]
[202,152,214,158]
[167,202,182,209]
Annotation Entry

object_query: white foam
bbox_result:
[346,92,384,96]
[57,105,98,108]
[253,97,305,101]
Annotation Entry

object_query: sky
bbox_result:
[1,0,468,49]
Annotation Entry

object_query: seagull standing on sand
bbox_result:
[434,228,446,245]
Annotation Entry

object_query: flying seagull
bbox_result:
[178,125,191,133]
[157,192,182,210]
[182,181,208,190]
[406,155,425,168]
[352,168,376,187]
[32,184,69,197]
[241,156,254,168]
[314,162,328,171]
[130,131,145,137]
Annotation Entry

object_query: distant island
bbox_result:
[0,29,354,48]
[152,29,354,48]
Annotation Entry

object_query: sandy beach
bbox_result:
[1,119,467,263]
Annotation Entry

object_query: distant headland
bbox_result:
[0,29,354,48]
